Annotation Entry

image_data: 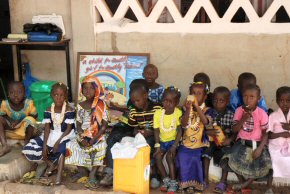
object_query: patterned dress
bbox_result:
[0,99,37,140]
[65,104,108,167]
[22,110,75,163]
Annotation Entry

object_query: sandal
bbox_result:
[186,186,195,194]
[45,163,57,177]
[214,182,227,193]
[37,177,53,186]
[232,183,243,192]
[85,179,100,189]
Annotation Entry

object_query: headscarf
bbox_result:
[81,76,106,138]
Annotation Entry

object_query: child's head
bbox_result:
[81,76,104,101]
[51,82,68,107]
[193,72,210,92]
[129,85,148,110]
[189,82,207,106]
[276,86,290,114]
[142,64,158,86]
[213,86,230,112]
[162,86,181,114]
[242,84,261,110]
[238,72,257,94]
[129,79,149,92]
[8,81,25,105]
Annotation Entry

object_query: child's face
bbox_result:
[162,92,178,114]
[130,90,148,110]
[213,93,228,112]
[8,84,25,105]
[238,79,256,94]
[242,89,260,110]
[51,88,67,107]
[277,93,290,115]
[82,82,95,99]
[190,86,207,106]
[143,67,158,84]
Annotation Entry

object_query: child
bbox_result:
[22,82,75,185]
[201,86,235,193]
[100,79,146,186]
[143,64,165,103]
[0,81,37,156]
[176,82,213,193]
[128,83,162,187]
[65,76,108,189]
[153,86,182,193]
[221,84,272,192]
[193,72,213,108]
[230,72,267,112]
[268,87,290,182]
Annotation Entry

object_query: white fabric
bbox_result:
[111,133,148,159]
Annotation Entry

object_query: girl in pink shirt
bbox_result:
[220,84,272,193]
[268,87,290,179]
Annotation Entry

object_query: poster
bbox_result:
[76,52,149,105]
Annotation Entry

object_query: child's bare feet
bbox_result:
[0,145,11,157]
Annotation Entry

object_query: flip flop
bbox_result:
[214,182,227,193]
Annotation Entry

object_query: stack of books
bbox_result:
[2,34,28,43]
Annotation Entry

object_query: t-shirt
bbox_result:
[148,85,165,103]
[234,106,268,141]
[128,100,162,131]
[154,108,182,142]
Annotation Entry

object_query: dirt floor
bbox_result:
[16,168,290,194]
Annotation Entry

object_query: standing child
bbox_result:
[143,64,165,103]
[22,82,75,185]
[221,84,272,192]
[153,86,182,193]
[268,86,290,186]
[230,72,267,112]
[193,72,213,108]
[0,81,37,156]
[65,76,108,189]
[201,86,235,193]
[176,82,213,193]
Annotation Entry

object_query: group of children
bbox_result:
[0,64,290,194]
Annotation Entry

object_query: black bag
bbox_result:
[23,23,62,35]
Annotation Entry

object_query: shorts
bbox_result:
[160,140,175,152]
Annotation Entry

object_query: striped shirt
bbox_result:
[128,100,162,131]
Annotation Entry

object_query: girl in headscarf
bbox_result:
[65,76,108,189]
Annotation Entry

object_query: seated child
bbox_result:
[65,76,108,189]
[0,81,37,156]
[23,83,75,185]
[176,82,212,193]
[193,72,213,108]
[221,84,272,192]
[268,86,290,180]
[229,72,267,112]
[128,83,162,186]
[153,86,182,193]
[100,79,147,186]
[143,64,165,103]
[201,86,235,193]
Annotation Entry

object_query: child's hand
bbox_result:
[42,146,48,159]
[168,145,177,158]
[153,147,161,157]
[10,120,20,128]
[206,129,219,137]
[252,148,262,160]
[80,139,89,147]
[185,100,193,111]
[241,112,251,121]
[53,141,60,154]
[141,130,153,138]
[281,131,290,138]
[281,121,290,131]
[222,137,232,146]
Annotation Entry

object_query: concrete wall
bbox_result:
[9,0,290,109]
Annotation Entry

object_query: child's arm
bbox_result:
[232,111,251,133]
[53,123,73,153]
[109,102,129,113]
[42,123,50,159]
[153,127,161,155]
[193,100,208,125]
[181,101,192,127]
[168,125,182,157]
[89,120,107,145]
[268,131,290,139]
[252,130,268,160]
